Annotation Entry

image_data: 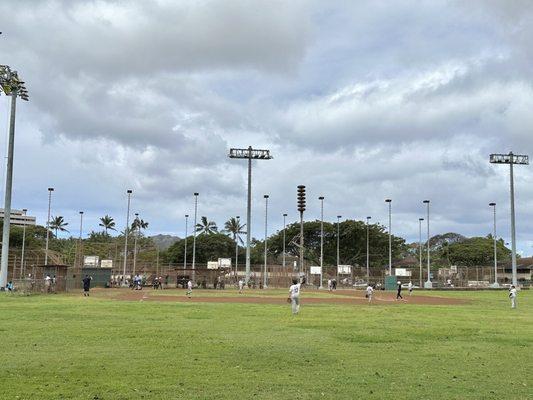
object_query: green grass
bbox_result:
[0,289,531,399]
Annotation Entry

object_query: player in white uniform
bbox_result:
[186,280,193,298]
[327,279,332,291]
[238,279,244,294]
[408,281,413,296]
[509,285,517,309]
[288,279,301,314]
[366,284,374,303]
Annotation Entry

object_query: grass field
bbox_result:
[0,288,531,399]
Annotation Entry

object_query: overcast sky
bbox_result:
[1,0,533,254]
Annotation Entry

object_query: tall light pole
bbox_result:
[336,215,341,282]
[122,189,132,283]
[366,216,371,282]
[385,199,392,276]
[229,147,272,284]
[78,211,84,268]
[419,218,424,288]
[235,216,240,279]
[0,65,28,288]
[192,192,199,283]
[44,187,54,266]
[318,196,325,289]
[423,200,431,288]
[282,213,287,268]
[297,186,306,274]
[490,152,529,286]
[133,213,139,275]
[263,195,269,288]
[184,214,189,270]
[489,203,499,288]
[21,208,28,278]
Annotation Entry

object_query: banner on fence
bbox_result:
[394,268,411,277]
[207,261,219,270]
[100,259,113,269]
[84,256,99,267]
[218,258,231,268]
[337,265,352,274]
[310,266,322,275]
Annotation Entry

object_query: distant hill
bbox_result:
[150,234,180,250]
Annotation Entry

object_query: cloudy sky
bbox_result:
[1,0,533,254]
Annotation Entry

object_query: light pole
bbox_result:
[419,218,424,288]
[297,186,306,274]
[192,192,199,283]
[184,214,189,270]
[133,213,139,275]
[235,216,240,279]
[263,195,269,288]
[0,65,28,288]
[282,213,287,268]
[21,208,28,278]
[336,215,341,282]
[78,211,84,268]
[228,147,272,284]
[490,152,529,286]
[366,216,371,283]
[122,189,132,284]
[44,187,54,266]
[423,200,431,288]
[489,203,499,288]
[385,199,392,276]
[318,196,324,289]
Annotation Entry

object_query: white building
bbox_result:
[0,209,36,227]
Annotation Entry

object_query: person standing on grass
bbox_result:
[238,279,244,294]
[366,284,374,303]
[186,279,193,298]
[82,275,92,297]
[509,285,517,309]
[396,281,403,300]
[288,278,301,315]
[408,281,413,296]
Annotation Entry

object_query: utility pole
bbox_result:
[228,147,272,284]
[21,209,28,278]
[0,65,28,288]
[419,218,424,288]
[366,216,371,283]
[318,196,325,289]
[78,211,84,268]
[385,199,392,275]
[122,189,132,284]
[297,186,306,275]
[235,216,240,280]
[423,200,431,288]
[133,213,139,275]
[192,193,198,283]
[263,195,269,288]
[44,188,54,266]
[282,213,287,268]
[184,214,188,270]
[490,152,529,286]
[336,215,341,282]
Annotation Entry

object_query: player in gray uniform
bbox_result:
[288,279,301,315]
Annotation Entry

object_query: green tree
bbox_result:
[195,216,218,235]
[445,236,511,267]
[165,233,235,264]
[49,216,69,237]
[223,217,246,244]
[99,215,116,235]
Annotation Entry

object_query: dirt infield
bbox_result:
[106,289,468,306]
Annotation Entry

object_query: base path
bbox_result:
[107,289,468,306]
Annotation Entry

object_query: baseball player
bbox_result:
[396,281,403,300]
[186,280,193,298]
[238,279,244,294]
[408,281,413,296]
[366,283,374,303]
[509,285,517,309]
[327,279,332,291]
[288,278,301,314]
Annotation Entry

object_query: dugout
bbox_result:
[385,275,398,290]
[82,267,112,287]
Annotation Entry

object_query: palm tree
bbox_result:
[224,217,246,244]
[99,215,116,235]
[49,216,69,237]
[131,218,149,231]
[195,216,218,235]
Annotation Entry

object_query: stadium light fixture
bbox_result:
[44,188,54,266]
[490,152,529,286]
[385,199,392,276]
[122,189,133,284]
[192,193,199,283]
[184,214,189,270]
[318,196,325,289]
[228,146,272,284]
[366,216,371,283]
[418,218,424,288]
[423,200,431,288]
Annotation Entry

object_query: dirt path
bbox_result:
[105,289,468,306]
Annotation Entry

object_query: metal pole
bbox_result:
[386,199,392,275]
[424,200,432,288]
[133,213,139,275]
[319,196,324,289]
[489,203,498,287]
[245,147,252,284]
[419,218,423,288]
[192,193,198,283]
[366,216,371,282]
[282,214,287,268]
[79,211,84,240]
[184,214,188,270]
[336,215,341,282]
[299,211,304,272]
[235,216,240,280]
[263,195,269,288]
[509,156,518,286]
[122,190,132,284]
[78,211,83,269]
[21,208,27,278]
[44,188,53,266]
[0,93,16,287]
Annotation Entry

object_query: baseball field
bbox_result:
[0,288,531,399]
